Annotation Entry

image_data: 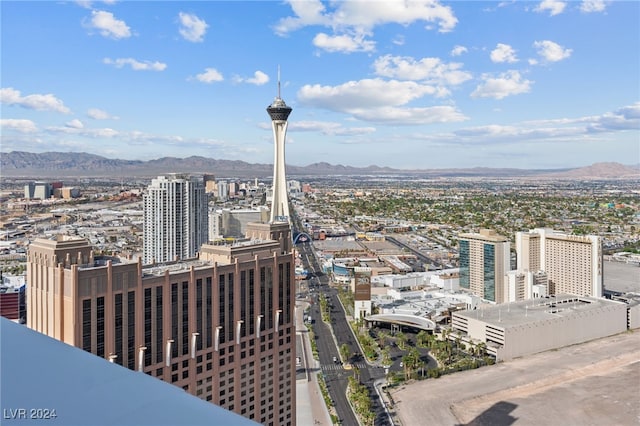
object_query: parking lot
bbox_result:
[390,330,640,425]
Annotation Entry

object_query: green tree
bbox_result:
[340,343,351,364]
[396,331,407,350]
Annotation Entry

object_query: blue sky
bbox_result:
[1,0,638,170]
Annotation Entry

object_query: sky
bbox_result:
[1,0,639,170]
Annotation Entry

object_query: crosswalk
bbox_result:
[321,362,368,371]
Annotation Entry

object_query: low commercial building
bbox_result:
[451,294,628,361]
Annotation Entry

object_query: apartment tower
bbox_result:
[459,229,510,303]
[143,174,208,265]
[515,228,602,297]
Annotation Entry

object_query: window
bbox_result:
[144,288,152,366]
[196,278,203,350]
[171,284,178,357]
[82,299,91,352]
[206,276,212,347]
[114,293,123,365]
[182,281,189,355]
[127,291,135,370]
[96,297,105,358]
[156,286,163,364]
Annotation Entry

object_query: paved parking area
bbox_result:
[390,331,640,425]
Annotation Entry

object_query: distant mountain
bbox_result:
[539,162,640,179]
[1,151,638,179]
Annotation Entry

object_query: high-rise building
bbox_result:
[24,181,52,200]
[143,174,208,265]
[515,228,602,297]
[459,229,510,303]
[27,234,295,425]
[26,87,297,426]
[266,74,292,223]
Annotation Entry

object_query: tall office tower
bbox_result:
[515,228,602,297]
[266,75,292,223]
[459,229,511,303]
[27,234,296,426]
[143,174,208,265]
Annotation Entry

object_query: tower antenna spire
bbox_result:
[277,65,281,99]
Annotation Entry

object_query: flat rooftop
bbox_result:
[454,294,625,329]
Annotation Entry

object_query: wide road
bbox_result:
[298,239,390,426]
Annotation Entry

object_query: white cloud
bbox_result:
[313,32,375,53]
[298,78,440,111]
[471,70,533,99]
[587,102,640,132]
[392,35,405,46]
[580,0,607,13]
[87,108,118,120]
[273,0,330,35]
[450,45,468,57]
[193,68,224,83]
[234,71,270,86]
[275,0,458,54]
[347,106,467,125]
[1,119,38,133]
[533,40,572,62]
[490,43,518,63]
[417,102,640,145]
[372,55,472,86]
[76,1,118,8]
[65,119,84,129]
[534,0,566,16]
[178,12,208,42]
[0,87,71,113]
[86,10,131,39]
[298,78,467,124]
[103,58,167,71]
[289,120,376,136]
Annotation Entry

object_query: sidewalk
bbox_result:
[296,300,333,426]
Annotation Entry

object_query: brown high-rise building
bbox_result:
[27,222,296,425]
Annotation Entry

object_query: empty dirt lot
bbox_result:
[390,330,640,425]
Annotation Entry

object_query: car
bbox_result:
[399,362,403,368]
[333,356,338,364]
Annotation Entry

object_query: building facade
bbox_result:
[143,174,208,265]
[24,182,52,200]
[515,228,602,298]
[459,229,510,303]
[451,295,628,361]
[27,234,295,425]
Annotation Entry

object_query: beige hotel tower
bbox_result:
[27,88,297,425]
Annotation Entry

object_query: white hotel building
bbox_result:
[515,228,602,298]
[143,174,208,265]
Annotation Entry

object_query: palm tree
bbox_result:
[381,347,392,367]
[396,331,407,350]
[340,343,350,364]
[416,330,428,347]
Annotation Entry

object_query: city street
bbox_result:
[297,239,391,426]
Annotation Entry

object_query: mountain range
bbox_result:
[1,151,638,179]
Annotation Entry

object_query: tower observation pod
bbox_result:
[267,74,292,223]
